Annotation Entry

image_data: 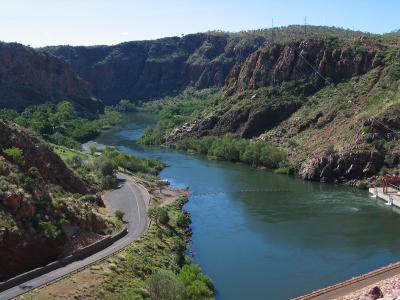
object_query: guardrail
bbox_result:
[293,261,400,299]
[0,226,128,292]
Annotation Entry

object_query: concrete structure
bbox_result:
[369,187,400,208]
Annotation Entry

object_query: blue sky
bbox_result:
[0,0,398,47]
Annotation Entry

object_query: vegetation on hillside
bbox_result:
[26,192,215,300]
[56,145,166,191]
[137,32,400,184]
[0,145,123,234]
[0,101,121,148]
[139,88,219,145]
[139,87,295,171]
[215,24,377,46]
[0,141,123,280]
[175,133,287,169]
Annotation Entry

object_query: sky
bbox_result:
[0,0,398,47]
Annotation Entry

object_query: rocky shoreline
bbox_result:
[337,277,400,300]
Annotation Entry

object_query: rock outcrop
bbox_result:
[364,286,384,300]
[0,119,93,194]
[0,121,108,280]
[363,117,400,141]
[45,33,267,104]
[224,39,381,94]
[299,150,384,183]
[164,38,382,144]
[165,99,303,143]
[0,42,103,114]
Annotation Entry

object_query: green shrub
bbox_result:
[115,210,125,221]
[39,221,60,239]
[158,208,170,226]
[323,144,335,155]
[79,194,98,203]
[3,147,24,165]
[28,166,40,178]
[22,176,34,190]
[175,134,286,169]
[176,212,191,228]
[171,237,187,254]
[274,165,296,175]
[98,159,116,177]
[147,207,160,225]
[37,142,50,152]
[176,196,188,207]
[100,148,165,175]
[101,175,118,189]
[147,270,184,300]
[177,264,215,299]
[0,160,7,175]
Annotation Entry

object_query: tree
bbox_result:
[148,207,169,227]
[89,145,97,155]
[176,212,191,228]
[156,180,164,192]
[171,237,186,254]
[147,270,184,300]
[147,207,160,226]
[177,264,215,300]
[116,99,137,112]
[99,159,115,177]
[158,208,170,226]
[101,175,118,189]
[184,280,214,300]
[115,210,125,221]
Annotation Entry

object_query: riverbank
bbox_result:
[337,274,400,299]
[23,174,214,300]
[336,274,400,300]
[88,111,400,299]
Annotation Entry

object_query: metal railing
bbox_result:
[388,183,400,193]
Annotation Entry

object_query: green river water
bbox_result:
[95,113,400,300]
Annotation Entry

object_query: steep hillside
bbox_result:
[164,37,382,142]
[0,42,103,115]
[141,33,400,185]
[45,26,369,105]
[44,33,263,104]
[0,120,118,280]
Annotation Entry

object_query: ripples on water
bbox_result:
[96,113,400,300]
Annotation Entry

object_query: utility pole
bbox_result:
[352,25,355,41]
[304,16,307,35]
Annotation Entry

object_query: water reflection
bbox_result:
[96,113,400,300]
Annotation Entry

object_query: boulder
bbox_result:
[299,150,384,182]
[362,286,384,300]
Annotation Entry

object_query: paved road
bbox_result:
[0,173,149,300]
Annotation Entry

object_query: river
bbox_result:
[95,112,400,300]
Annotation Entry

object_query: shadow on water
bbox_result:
[95,112,400,300]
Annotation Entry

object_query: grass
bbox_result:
[139,41,400,182]
[25,184,212,300]
[52,144,87,160]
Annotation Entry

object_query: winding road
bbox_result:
[0,173,149,300]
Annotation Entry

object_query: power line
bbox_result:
[271,18,274,43]
[294,48,400,137]
[263,21,399,138]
